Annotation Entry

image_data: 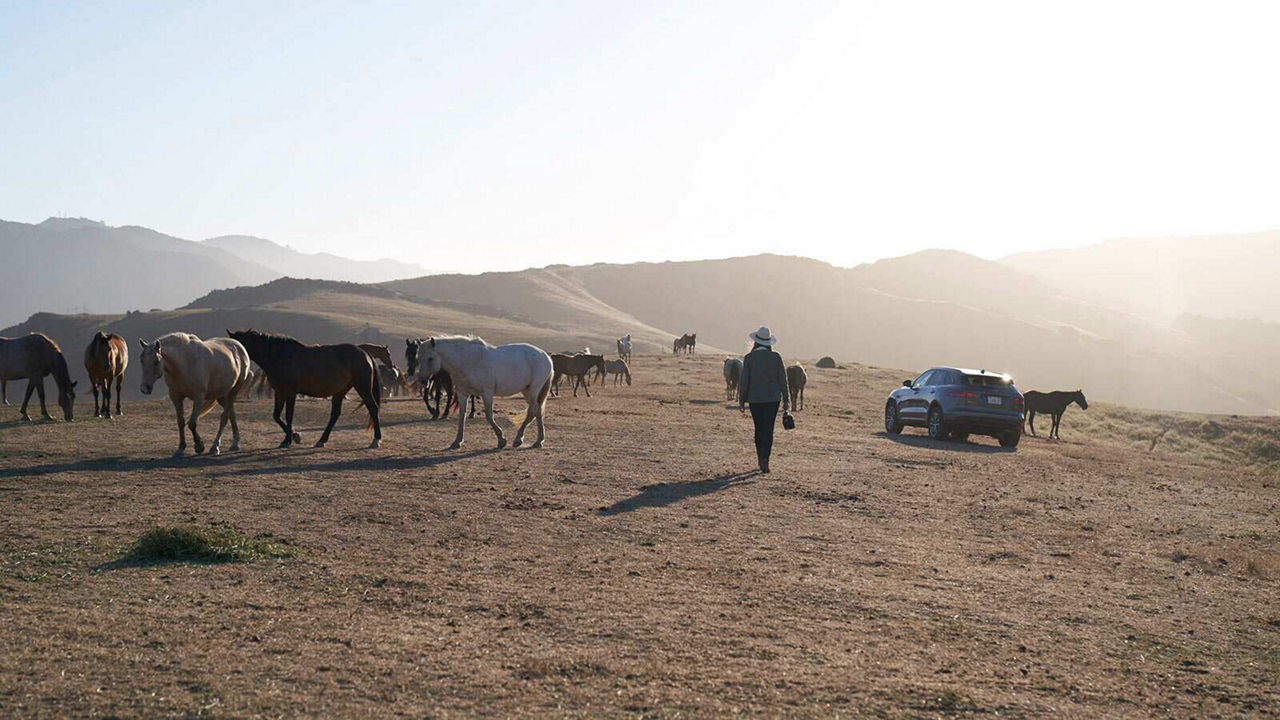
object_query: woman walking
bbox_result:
[737,326,789,474]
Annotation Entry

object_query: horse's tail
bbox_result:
[365,359,382,432]
[537,372,552,408]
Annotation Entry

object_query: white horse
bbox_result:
[616,334,632,363]
[723,357,742,401]
[139,332,252,457]
[413,336,553,450]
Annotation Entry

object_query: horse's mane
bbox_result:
[156,331,203,344]
[232,329,306,350]
[28,332,61,352]
[431,334,492,349]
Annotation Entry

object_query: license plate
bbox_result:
[985,395,1002,405]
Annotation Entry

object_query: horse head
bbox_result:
[415,338,443,386]
[138,338,164,395]
[1076,390,1088,410]
[405,338,422,375]
[57,376,76,421]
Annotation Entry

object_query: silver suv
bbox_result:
[885,367,1025,448]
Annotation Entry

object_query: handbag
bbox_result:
[782,411,795,430]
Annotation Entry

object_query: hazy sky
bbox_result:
[3,1,1278,272]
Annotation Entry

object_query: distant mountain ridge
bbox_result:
[203,235,426,284]
[0,218,429,327]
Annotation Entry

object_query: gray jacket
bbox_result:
[738,346,789,408]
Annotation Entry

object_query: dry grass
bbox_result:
[0,355,1276,718]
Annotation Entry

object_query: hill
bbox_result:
[0,218,431,328]
[390,253,1279,415]
[0,218,278,327]
[1001,231,1280,323]
[7,250,1278,415]
[203,235,427,284]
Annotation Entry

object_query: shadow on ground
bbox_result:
[874,431,1014,454]
[597,471,758,515]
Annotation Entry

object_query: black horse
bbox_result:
[229,329,382,449]
[1023,389,1087,439]
[405,338,475,419]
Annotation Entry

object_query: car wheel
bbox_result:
[884,401,903,434]
[999,430,1021,449]
[927,405,947,440]
[949,431,969,443]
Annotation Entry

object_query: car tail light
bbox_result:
[1012,396,1025,411]
[948,390,980,406]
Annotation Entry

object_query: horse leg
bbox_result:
[315,394,343,448]
[284,393,301,446]
[1,379,6,404]
[469,395,476,418]
[91,382,101,418]
[356,384,381,449]
[212,399,231,455]
[34,378,51,420]
[115,375,123,416]
[1027,409,1036,436]
[1052,412,1062,440]
[171,395,188,456]
[102,379,112,418]
[20,378,38,421]
[450,390,467,450]
[188,397,215,455]
[225,396,242,451]
[482,391,505,449]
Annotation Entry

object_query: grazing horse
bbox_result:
[84,331,128,418]
[229,329,382,449]
[786,364,808,411]
[723,357,742,401]
[0,333,77,421]
[406,338,475,419]
[1024,389,1088,439]
[413,335,553,450]
[138,333,251,456]
[616,334,632,363]
[604,358,632,385]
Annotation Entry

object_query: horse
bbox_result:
[673,333,697,355]
[0,333,77,421]
[413,335,553,450]
[229,329,382,449]
[604,358,632,386]
[84,331,128,418]
[616,334,632,363]
[377,363,403,400]
[406,338,475,419]
[563,354,606,397]
[723,357,742,401]
[138,333,251,456]
[786,364,808,411]
[358,343,396,369]
[1023,389,1087,439]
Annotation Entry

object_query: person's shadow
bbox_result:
[597,471,757,515]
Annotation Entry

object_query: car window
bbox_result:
[913,371,932,387]
[933,370,954,386]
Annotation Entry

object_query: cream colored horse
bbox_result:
[413,336,553,450]
[139,333,252,457]
[616,334,632,363]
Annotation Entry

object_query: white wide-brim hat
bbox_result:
[748,326,777,346]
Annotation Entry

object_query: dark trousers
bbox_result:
[749,401,779,469]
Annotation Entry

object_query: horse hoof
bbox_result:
[449,441,462,450]
[193,446,205,456]
[278,441,292,449]
[230,444,241,452]
[20,415,31,422]
[531,440,544,449]
[292,432,302,443]
[210,445,221,456]
[369,439,381,449]
[173,449,185,458]
[313,441,326,449]
[497,439,507,450]
[513,439,524,448]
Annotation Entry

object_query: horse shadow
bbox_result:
[597,471,758,516]
[227,447,496,477]
[874,431,1014,454]
[0,454,191,479]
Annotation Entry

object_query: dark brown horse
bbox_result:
[406,338,475,419]
[0,333,77,421]
[565,354,607,397]
[229,329,382,448]
[1024,389,1087,439]
[673,333,697,355]
[84,331,128,418]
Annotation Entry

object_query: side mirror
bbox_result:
[902,380,912,387]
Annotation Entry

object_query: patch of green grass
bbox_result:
[123,525,295,564]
